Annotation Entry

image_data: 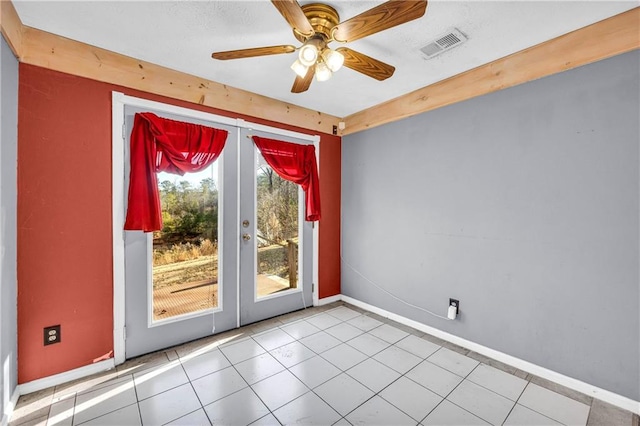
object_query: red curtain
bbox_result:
[252,136,321,221]
[125,112,228,232]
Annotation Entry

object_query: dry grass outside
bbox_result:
[153,255,218,290]
[152,239,218,290]
[257,244,289,278]
[153,239,217,266]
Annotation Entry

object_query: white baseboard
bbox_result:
[9,296,639,415]
[317,294,341,306]
[17,359,115,396]
[1,388,20,426]
[341,295,640,415]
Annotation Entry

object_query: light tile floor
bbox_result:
[9,302,639,426]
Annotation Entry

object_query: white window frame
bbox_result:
[252,153,306,304]
[148,144,226,328]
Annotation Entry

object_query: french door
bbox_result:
[238,127,314,326]
[116,96,316,359]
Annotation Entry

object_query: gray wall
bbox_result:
[0,34,19,423]
[342,51,639,401]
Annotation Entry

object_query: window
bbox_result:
[151,164,219,321]
[256,150,300,297]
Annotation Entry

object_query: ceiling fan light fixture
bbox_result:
[322,48,344,72]
[211,0,426,94]
[315,61,332,82]
[298,39,321,66]
[290,59,309,78]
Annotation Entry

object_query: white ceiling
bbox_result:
[13,1,637,117]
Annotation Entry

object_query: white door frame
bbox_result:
[111,92,320,364]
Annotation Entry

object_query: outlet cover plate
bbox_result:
[449,298,459,314]
[44,325,61,346]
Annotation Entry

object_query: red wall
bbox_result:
[17,63,340,383]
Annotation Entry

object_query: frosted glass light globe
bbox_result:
[298,44,318,66]
[291,60,309,78]
[323,49,344,72]
[315,62,332,82]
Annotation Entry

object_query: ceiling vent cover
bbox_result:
[420,28,467,59]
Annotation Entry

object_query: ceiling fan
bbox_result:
[211,0,428,93]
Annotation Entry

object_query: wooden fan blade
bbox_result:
[212,45,296,60]
[291,65,315,93]
[336,47,395,81]
[271,0,314,37]
[332,0,428,43]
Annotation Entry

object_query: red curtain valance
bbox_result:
[125,112,228,232]
[252,136,321,222]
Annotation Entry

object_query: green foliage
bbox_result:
[157,178,219,244]
[256,166,299,245]
[156,165,298,249]
[154,168,299,294]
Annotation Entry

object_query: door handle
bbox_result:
[242,233,252,241]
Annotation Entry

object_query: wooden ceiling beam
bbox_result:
[2,0,341,135]
[0,0,24,58]
[18,26,340,134]
[4,1,638,136]
[341,7,640,136]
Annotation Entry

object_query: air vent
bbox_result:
[420,28,467,59]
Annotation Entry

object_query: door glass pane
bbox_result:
[152,164,219,321]
[256,149,299,298]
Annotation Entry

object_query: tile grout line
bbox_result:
[303,313,421,422]
[131,375,144,426]
[512,382,574,426]
[220,335,287,425]
[418,333,592,425]
[70,378,140,426]
[277,324,366,424]
[501,379,534,426]
[422,351,489,425]
[172,355,208,425]
[126,360,152,426]
[375,333,448,423]
[50,393,78,426]
[207,347,251,421]
[281,312,441,423]
[280,309,378,422]
[252,319,355,422]
[500,400,518,425]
